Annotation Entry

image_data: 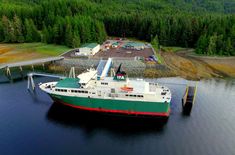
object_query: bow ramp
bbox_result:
[97,58,112,80]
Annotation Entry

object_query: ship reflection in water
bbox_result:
[47,103,168,135]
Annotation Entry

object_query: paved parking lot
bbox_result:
[93,47,154,59]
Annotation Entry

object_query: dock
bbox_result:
[182,85,197,115]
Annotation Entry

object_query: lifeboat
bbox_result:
[121,86,133,92]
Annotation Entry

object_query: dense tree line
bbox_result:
[0,0,234,55]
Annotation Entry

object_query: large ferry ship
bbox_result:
[39,58,171,118]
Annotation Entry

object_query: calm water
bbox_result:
[0,76,235,155]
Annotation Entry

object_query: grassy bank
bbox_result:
[152,45,164,64]
[161,46,186,52]
[0,43,71,63]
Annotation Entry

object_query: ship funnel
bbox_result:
[113,63,126,81]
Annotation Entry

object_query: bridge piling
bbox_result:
[31,65,34,71]
[27,75,35,91]
[6,67,11,77]
[42,63,45,70]
[19,66,24,79]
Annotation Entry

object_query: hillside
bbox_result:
[0,0,234,55]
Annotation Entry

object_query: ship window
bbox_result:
[125,94,129,97]
[92,92,95,94]
[133,95,136,97]
[71,90,74,93]
[84,91,88,94]
[101,82,108,85]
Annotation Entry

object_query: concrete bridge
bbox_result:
[0,56,64,77]
[0,56,63,68]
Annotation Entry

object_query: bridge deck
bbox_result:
[0,57,64,69]
[27,72,65,79]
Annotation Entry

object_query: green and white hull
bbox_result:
[49,93,170,117]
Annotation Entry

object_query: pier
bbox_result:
[0,57,64,79]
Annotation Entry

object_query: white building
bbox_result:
[75,43,100,56]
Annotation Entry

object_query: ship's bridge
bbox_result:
[77,69,97,87]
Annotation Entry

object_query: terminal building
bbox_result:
[75,43,100,56]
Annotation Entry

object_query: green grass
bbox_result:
[152,45,164,64]
[161,46,185,52]
[15,43,71,56]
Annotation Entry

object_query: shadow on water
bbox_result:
[46,103,168,136]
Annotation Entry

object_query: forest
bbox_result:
[0,0,234,55]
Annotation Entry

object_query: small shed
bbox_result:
[123,42,145,50]
[75,43,100,56]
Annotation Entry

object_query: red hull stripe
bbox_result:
[57,100,170,117]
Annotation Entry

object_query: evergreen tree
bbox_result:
[151,34,159,49]
[29,19,40,42]
[72,33,80,48]
[196,34,208,54]
[2,16,11,42]
[0,20,4,42]
[207,34,217,55]
[24,19,33,42]
[8,21,16,42]
[41,23,49,43]
[52,23,60,44]
[13,15,24,43]
[72,26,80,48]
[65,24,73,47]
[225,38,234,56]
[216,34,224,55]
